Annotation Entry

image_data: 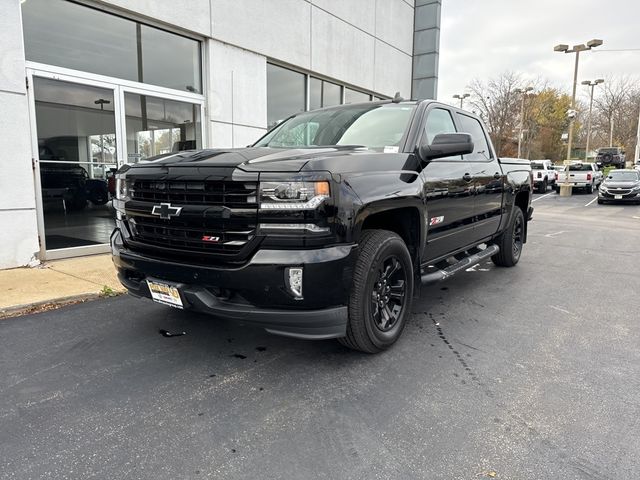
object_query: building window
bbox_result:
[22,0,202,93]
[309,77,342,110]
[267,63,387,129]
[124,93,202,163]
[345,88,372,104]
[266,64,306,128]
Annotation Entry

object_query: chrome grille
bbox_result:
[607,189,631,195]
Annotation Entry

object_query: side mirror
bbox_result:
[418,133,474,162]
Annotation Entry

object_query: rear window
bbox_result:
[530,163,544,170]
[599,148,619,154]
[568,164,592,171]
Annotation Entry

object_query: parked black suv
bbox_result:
[596,147,625,168]
[112,100,532,352]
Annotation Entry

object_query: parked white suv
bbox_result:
[530,159,556,193]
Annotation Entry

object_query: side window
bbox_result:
[424,108,456,144]
[456,113,492,161]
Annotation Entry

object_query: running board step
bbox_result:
[420,244,500,285]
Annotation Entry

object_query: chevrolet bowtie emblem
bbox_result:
[151,203,182,219]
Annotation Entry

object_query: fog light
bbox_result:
[285,267,303,299]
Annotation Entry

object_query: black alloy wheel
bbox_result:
[370,255,407,332]
[511,211,524,261]
[492,207,525,267]
[339,229,414,353]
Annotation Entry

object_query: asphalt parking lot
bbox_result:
[2,190,640,480]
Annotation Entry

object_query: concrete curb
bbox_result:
[0,292,108,320]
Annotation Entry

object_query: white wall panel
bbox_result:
[0,1,27,94]
[209,121,233,149]
[209,122,265,149]
[105,0,211,36]
[311,0,375,33]
[0,210,40,269]
[374,40,412,97]
[375,0,414,55]
[311,8,375,91]
[0,92,36,211]
[211,0,311,69]
[232,125,266,148]
[208,40,267,129]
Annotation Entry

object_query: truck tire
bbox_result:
[491,208,524,268]
[539,179,547,193]
[586,183,593,194]
[555,186,560,194]
[597,199,604,205]
[339,229,414,353]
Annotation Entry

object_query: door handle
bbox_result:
[462,173,473,182]
[493,172,501,179]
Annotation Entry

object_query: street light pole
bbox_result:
[453,93,470,109]
[554,38,603,196]
[581,79,604,161]
[609,115,614,147]
[515,86,534,158]
[566,48,582,162]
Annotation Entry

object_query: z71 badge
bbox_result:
[202,236,220,242]
[429,216,444,226]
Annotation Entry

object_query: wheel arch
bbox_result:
[355,203,425,267]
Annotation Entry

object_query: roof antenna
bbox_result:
[392,92,404,103]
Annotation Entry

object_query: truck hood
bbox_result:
[134,146,370,173]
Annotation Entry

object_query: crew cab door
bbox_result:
[420,106,477,262]
[454,112,503,240]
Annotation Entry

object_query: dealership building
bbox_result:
[0,0,441,269]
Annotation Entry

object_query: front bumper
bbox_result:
[111,228,355,339]
[598,190,640,202]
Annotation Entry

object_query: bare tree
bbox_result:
[591,76,640,159]
[467,73,571,160]
[467,72,523,156]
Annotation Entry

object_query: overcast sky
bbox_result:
[437,0,640,105]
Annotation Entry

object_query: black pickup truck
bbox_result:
[111,99,532,353]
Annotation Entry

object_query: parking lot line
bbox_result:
[584,196,598,207]
[532,192,554,202]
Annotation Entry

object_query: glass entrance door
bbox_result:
[29,69,205,258]
[33,76,119,251]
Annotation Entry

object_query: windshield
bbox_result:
[607,171,639,182]
[254,104,416,150]
[530,163,544,170]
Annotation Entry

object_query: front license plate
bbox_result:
[615,194,623,200]
[147,280,184,309]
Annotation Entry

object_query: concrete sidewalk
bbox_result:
[0,254,125,318]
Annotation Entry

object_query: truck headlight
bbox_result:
[259,181,330,210]
[115,177,129,200]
